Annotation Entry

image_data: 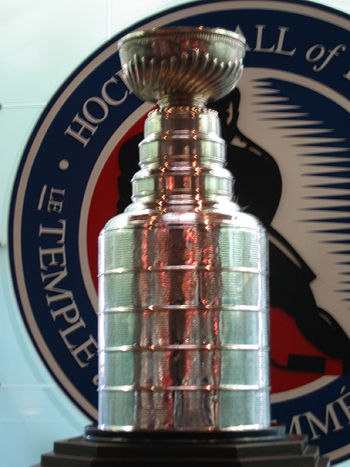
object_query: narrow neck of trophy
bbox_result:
[132,106,233,209]
[157,95,207,109]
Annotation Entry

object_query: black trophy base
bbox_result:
[33,425,331,466]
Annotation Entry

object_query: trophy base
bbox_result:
[33,425,330,466]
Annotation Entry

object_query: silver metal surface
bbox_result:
[98,27,270,432]
[117,27,245,108]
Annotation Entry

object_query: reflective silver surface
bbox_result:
[118,27,245,107]
[98,28,270,432]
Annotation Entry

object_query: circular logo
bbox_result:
[8,0,350,462]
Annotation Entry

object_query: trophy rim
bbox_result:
[117,26,246,50]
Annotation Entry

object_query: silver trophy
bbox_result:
[98,27,270,432]
[38,26,330,466]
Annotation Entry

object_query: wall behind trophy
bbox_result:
[0,0,350,466]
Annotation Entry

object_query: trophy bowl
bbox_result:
[117,27,246,107]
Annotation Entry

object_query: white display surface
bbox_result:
[1,0,350,465]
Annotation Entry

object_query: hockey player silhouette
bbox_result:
[116,88,350,392]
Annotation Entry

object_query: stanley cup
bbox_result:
[98,27,270,432]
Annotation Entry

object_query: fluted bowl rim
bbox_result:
[117,26,246,107]
[118,26,246,50]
